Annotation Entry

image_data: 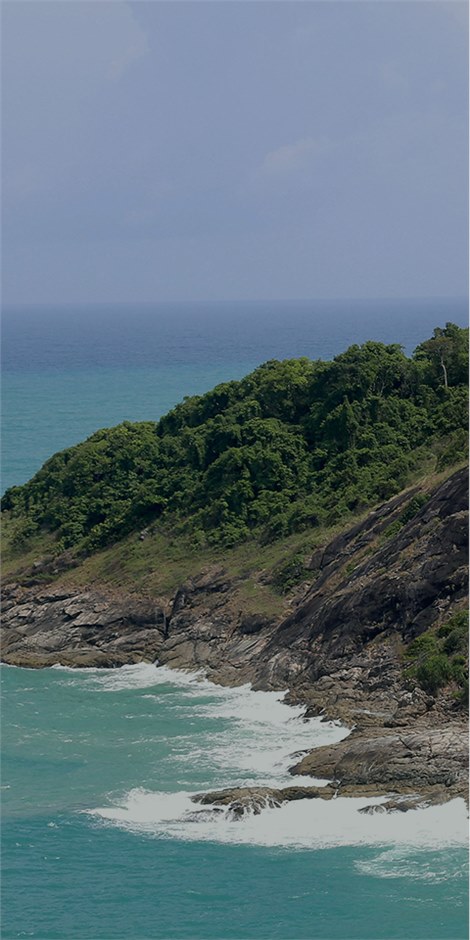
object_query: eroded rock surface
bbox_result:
[289,725,468,803]
[1,589,167,668]
[252,467,468,725]
[2,468,468,808]
[192,785,335,818]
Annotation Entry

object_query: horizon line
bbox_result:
[3,294,469,311]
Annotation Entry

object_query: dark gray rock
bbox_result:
[289,725,469,802]
[2,468,468,805]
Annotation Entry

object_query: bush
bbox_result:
[405,609,468,706]
[271,554,310,594]
[2,324,468,553]
[416,654,451,696]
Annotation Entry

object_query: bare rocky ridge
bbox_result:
[2,466,468,811]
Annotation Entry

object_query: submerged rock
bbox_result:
[191,784,449,816]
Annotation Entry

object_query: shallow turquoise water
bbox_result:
[2,665,468,940]
[1,362,255,496]
[2,297,467,493]
[2,299,469,938]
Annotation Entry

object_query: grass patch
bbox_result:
[404,609,469,706]
[1,514,59,577]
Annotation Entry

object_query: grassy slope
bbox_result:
[3,461,468,706]
[2,463,463,617]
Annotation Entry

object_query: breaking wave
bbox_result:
[57,662,348,786]
[86,788,468,853]
[50,664,467,858]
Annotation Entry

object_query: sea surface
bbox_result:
[1,298,469,939]
[2,297,468,494]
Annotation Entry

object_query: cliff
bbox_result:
[2,466,468,809]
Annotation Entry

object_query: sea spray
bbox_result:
[86,789,468,852]
[2,634,469,940]
[55,662,348,784]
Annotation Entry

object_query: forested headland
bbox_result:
[2,322,468,708]
[2,323,468,555]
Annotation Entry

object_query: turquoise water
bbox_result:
[2,665,468,940]
[2,297,467,493]
[1,363,255,496]
[1,299,469,938]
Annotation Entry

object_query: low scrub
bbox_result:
[405,610,469,706]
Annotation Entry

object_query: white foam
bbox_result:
[86,788,469,851]
[56,662,348,785]
[54,662,162,691]
[153,679,347,786]
[355,845,468,882]
[59,663,467,855]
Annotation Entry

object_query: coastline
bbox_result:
[2,467,468,815]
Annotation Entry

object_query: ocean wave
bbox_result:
[52,661,161,689]
[46,663,469,856]
[55,662,348,785]
[355,844,469,882]
[85,789,469,852]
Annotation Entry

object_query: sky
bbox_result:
[2,0,468,305]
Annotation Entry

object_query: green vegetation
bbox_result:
[270,554,311,595]
[405,609,469,705]
[2,323,468,556]
[381,493,430,541]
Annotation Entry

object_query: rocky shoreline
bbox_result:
[2,468,468,813]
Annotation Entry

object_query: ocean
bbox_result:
[2,297,468,494]
[1,298,469,939]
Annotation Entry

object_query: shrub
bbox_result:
[416,654,451,696]
[2,325,468,553]
[405,609,468,706]
[271,554,310,594]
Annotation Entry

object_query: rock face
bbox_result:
[1,589,167,668]
[2,467,468,807]
[252,467,468,724]
[289,725,468,801]
[190,782,459,817]
[192,786,336,818]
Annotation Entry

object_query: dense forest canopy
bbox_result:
[3,323,468,552]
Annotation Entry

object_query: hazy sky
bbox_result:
[2,0,468,305]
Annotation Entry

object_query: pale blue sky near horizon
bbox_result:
[2,0,468,307]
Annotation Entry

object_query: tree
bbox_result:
[414,323,469,389]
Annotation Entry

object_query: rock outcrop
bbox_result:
[290,724,468,801]
[192,785,336,818]
[1,467,468,808]
[1,589,167,668]
[252,467,468,724]
[190,780,460,817]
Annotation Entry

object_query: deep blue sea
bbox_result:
[1,298,469,939]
